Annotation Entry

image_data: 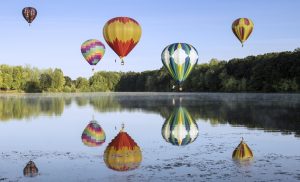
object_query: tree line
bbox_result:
[1,48,300,93]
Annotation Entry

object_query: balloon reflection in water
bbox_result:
[81,120,106,147]
[232,138,253,161]
[23,160,38,177]
[104,126,142,171]
[162,107,199,146]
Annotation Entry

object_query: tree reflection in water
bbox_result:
[0,93,299,137]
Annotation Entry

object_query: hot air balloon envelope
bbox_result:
[232,139,253,160]
[104,129,142,171]
[81,39,105,66]
[103,17,142,64]
[161,43,198,84]
[22,7,37,25]
[232,18,254,47]
[162,107,199,146]
[81,120,106,147]
[23,160,38,177]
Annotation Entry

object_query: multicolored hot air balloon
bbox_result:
[232,18,254,47]
[22,7,37,26]
[103,17,142,65]
[161,43,198,91]
[232,138,254,161]
[81,120,106,147]
[81,39,105,71]
[162,107,199,146]
[23,160,38,177]
[104,126,142,171]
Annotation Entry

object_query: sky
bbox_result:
[0,0,299,79]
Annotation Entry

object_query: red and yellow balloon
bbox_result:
[232,18,254,47]
[104,127,142,171]
[103,17,142,65]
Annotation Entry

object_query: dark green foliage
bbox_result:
[0,49,299,92]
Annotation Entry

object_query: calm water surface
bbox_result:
[0,93,300,182]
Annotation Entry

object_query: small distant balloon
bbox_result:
[22,7,37,26]
[232,138,254,161]
[23,160,38,177]
[232,18,254,47]
[81,39,105,71]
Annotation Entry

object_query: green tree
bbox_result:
[75,77,89,92]
[40,73,52,91]
[51,69,65,91]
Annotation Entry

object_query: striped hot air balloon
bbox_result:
[232,18,254,47]
[22,7,37,26]
[104,126,142,171]
[161,43,198,91]
[103,17,142,65]
[232,138,254,160]
[23,160,38,177]
[81,39,105,71]
[81,120,106,147]
[162,107,199,146]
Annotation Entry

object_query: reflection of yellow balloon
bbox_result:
[232,18,254,47]
[232,138,253,160]
[104,128,142,171]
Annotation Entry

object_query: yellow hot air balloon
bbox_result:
[232,138,253,160]
[103,17,142,65]
[232,18,254,47]
[104,125,142,171]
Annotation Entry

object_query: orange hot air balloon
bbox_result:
[103,17,142,65]
[104,126,142,171]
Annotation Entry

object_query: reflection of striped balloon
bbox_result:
[22,7,37,25]
[103,17,142,60]
[81,39,105,65]
[232,139,253,160]
[104,130,142,171]
[161,43,198,84]
[232,18,254,46]
[81,120,106,147]
[23,160,38,177]
[162,107,199,146]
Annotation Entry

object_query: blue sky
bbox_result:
[0,0,299,79]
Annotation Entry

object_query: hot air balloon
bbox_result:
[232,18,254,47]
[104,125,142,171]
[103,17,142,65]
[161,43,198,91]
[81,120,106,147]
[23,160,38,177]
[162,107,199,146]
[232,138,253,160]
[22,7,37,26]
[81,39,105,71]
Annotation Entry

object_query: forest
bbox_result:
[1,48,299,93]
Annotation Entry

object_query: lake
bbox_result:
[0,93,300,182]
